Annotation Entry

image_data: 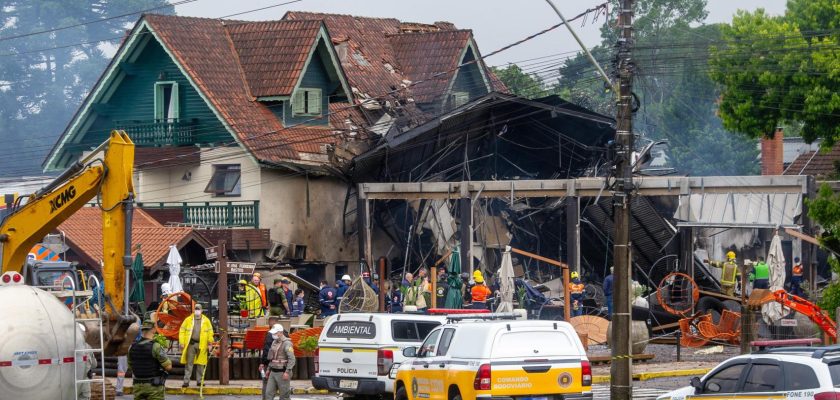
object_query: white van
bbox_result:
[312,313,447,397]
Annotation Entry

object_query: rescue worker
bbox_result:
[435,267,449,307]
[268,278,290,317]
[238,279,265,318]
[263,324,296,400]
[791,256,804,296]
[178,303,214,388]
[281,278,294,311]
[603,267,614,316]
[318,280,338,317]
[259,318,281,393]
[418,267,432,307]
[709,251,739,296]
[470,271,492,310]
[750,256,771,290]
[291,289,305,316]
[569,271,585,317]
[128,321,172,400]
[336,274,351,306]
[362,271,379,294]
[387,281,403,313]
[252,272,268,314]
[403,272,428,311]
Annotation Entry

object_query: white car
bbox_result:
[657,346,840,400]
[312,313,446,397]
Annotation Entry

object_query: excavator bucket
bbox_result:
[747,288,776,309]
[81,313,139,356]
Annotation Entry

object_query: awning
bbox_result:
[674,193,801,228]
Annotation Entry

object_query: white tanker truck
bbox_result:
[0,132,139,398]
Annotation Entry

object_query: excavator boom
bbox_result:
[0,130,137,355]
[749,288,837,340]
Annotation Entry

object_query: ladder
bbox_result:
[70,274,107,400]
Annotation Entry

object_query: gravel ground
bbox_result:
[587,343,737,375]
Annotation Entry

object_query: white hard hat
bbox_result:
[161,283,172,295]
[342,275,351,281]
[269,324,284,335]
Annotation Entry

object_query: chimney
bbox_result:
[761,128,784,175]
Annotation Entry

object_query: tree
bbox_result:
[555,0,760,175]
[0,1,173,177]
[805,184,840,311]
[490,64,548,99]
[710,0,840,146]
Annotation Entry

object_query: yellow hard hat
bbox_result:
[238,279,247,285]
[474,276,484,284]
[253,272,262,278]
[726,251,736,260]
[473,270,482,278]
[570,271,579,279]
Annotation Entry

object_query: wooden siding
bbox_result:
[282,40,340,127]
[451,46,489,102]
[80,34,230,153]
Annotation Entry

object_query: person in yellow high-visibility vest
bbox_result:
[709,251,740,296]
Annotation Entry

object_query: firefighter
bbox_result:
[709,251,740,296]
[569,271,585,317]
[238,280,264,318]
[791,256,804,296]
[128,321,172,400]
[470,271,492,310]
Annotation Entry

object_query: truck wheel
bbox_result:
[395,386,408,400]
[449,387,462,400]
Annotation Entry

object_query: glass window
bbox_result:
[742,364,783,393]
[154,82,179,121]
[417,329,441,358]
[449,91,469,109]
[204,165,241,196]
[704,363,745,394]
[391,321,442,342]
[828,362,840,385]
[784,362,820,390]
[292,88,322,116]
[437,328,456,356]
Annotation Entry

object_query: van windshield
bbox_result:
[326,321,377,339]
[492,330,576,358]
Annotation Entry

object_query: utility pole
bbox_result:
[611,0,635,399]
[218,240,230,385]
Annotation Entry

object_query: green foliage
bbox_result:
[711,0,840,147]
[490,65,548,99]
[297,335,318,355]
[153,333,169,348]
[555,0,758,175]
[805,184,840,311]
[0,1,173,176]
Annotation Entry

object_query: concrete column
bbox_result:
[459,197,472,273]
[566,196,580,274]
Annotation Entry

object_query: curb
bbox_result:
[124,386,330,395]
[592,368,710,384]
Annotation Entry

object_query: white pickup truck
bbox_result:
[312,313,446,397]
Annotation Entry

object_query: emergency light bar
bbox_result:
[446,312,519,322]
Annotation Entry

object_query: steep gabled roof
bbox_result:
[784,142,840,178]
[58,207,211,270]
[389,30,473,103]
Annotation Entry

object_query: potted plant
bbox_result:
[295,335,319,379]
[514,286,528,319]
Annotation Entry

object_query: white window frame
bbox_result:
[154,81,180,121]
[292,88,322,117]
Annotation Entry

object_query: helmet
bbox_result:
[342,274,351,281]
[726,251,736,260]
[570,271,580,279]
[253,272,262,278]
[473,270,483,279]
[238,279,247,285]
[474,276,484,284]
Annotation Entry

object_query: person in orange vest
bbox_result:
[569,271,585,317]
[252,273,268,313]
[791,256,804,297]
[470,271,492,310]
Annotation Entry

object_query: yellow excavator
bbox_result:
[0,130,138,356]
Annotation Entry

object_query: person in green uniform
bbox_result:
[128,321,172,400]
[750,256,771,290]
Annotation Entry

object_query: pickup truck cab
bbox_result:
[312,313,446,397]
[395,314,592,400]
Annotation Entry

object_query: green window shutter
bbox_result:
[307,89,322,115]
[293,90,305,115]
[154,83,164,120]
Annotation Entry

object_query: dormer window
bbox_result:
[154,81,179,122]
[292,88,322,116]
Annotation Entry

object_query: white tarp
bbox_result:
[496,248,516,313]
[762,234,787,324]
[675,193,801,228]
[166,245,183,293]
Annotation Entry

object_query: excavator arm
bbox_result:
[750,289,837,340]
[0,130,137,354]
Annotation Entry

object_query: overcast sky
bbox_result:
[174,0,787,68]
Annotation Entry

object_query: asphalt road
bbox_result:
[123,379,688,400]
